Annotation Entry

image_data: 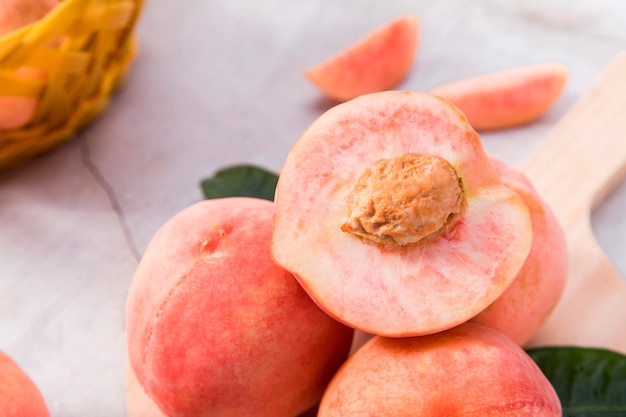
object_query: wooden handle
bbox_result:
[524,53,626,353]
[523,53,626,223]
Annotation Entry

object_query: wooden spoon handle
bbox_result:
[523,53,626,225]
[523,53,626,353]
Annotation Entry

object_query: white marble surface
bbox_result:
[1,1,625,416]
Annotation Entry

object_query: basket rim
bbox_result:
[1,0,145,58]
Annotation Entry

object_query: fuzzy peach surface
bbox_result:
[271,91,532,337]
[318,322,562,417]
[0,351,50,417]
[126,197,353,417]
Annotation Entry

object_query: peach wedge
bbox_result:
[271,90,533,337]
[431,63,568,130]
[0,351,50,417]
[318,322,562,417]
[126,197,354,417]
[305,15,418,102]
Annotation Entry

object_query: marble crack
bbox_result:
[79,138,142,264]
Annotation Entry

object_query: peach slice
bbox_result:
[471,157,568,346]
[271,90,533,337]
[125,197,354,417]
[318,322,562,416]
[430,63,568,130]
[305,15,418,102]
[0,351,50,417]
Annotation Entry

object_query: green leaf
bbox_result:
[527,346,626,416]
[200,164,279,201]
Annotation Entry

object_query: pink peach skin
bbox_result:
[318,322,562,416]
[126,197,354,417]
[0,351,50,417]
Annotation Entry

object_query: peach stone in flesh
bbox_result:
[271,91,533,338]
[342,153,465,247]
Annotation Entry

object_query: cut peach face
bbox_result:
[430,63,568,130]
[0,351,50,417]
[126,197,354,417]
[318,323,562,416]
[305,15,418,102]
[271,91,533,337]
[471,157,568,346]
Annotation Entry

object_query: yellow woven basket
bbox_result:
[0,0,144,170]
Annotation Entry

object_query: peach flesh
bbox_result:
[271,90,533,338]
[430,63,568,130]
[318,322,562,417]
[0,351,50,417]
[305,15,418,102]
[126,197,354,417]
[341,153,466,246]
[471,157,568,346]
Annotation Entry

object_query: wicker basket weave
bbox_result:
[0,0,144,170]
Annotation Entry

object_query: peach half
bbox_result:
[305,15,418,102]
[271,90,533,337]
[0,351,50,417]
[471,157,568,346]
[126,197,354,417]
[430,63,568,130]
[318,322,562,416]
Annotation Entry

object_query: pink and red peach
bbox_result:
[318,322,562,416]
[126,197,354,417]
